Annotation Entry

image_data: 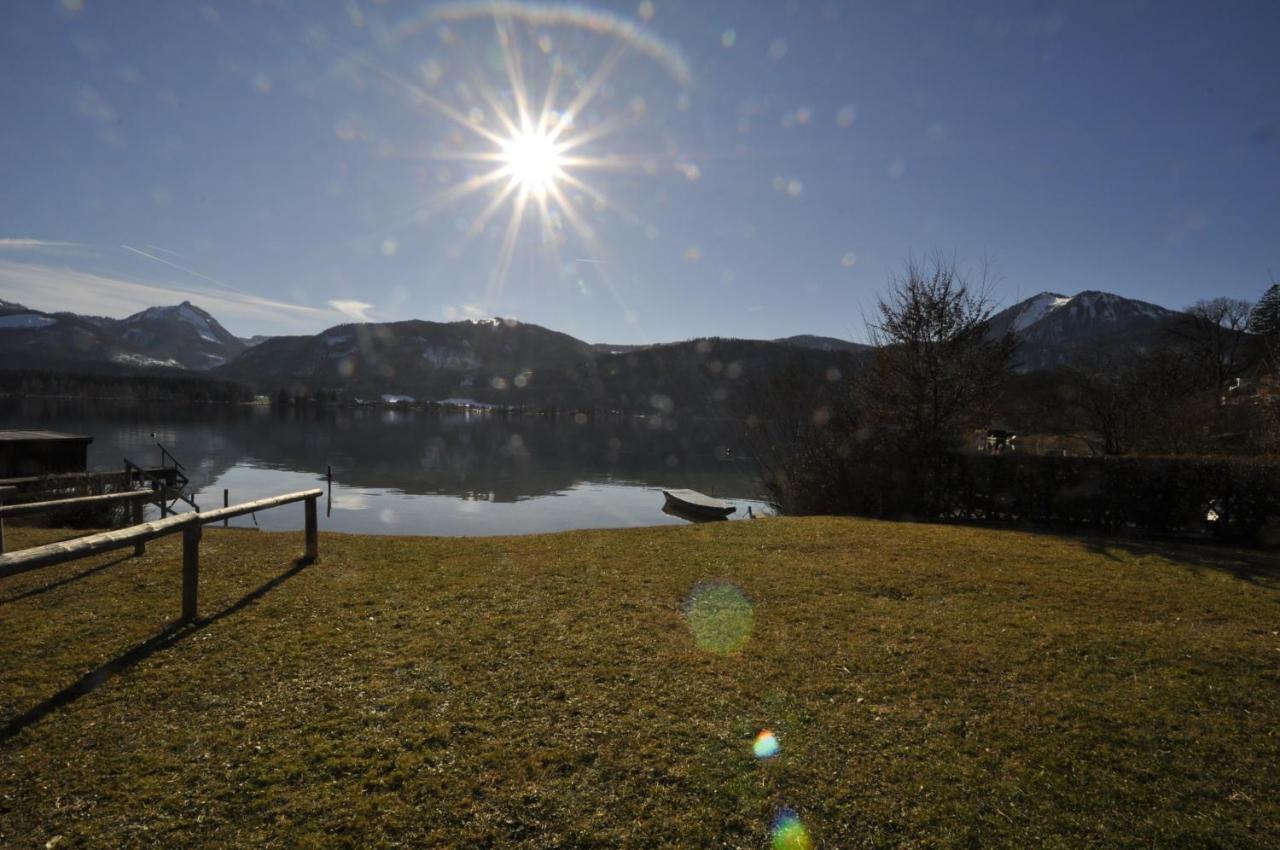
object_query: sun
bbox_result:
[498,127,565,198]
[365,17,664,294]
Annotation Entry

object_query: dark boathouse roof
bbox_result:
[0,430,94,478]
[0,430,94,443]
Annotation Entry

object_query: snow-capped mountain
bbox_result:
[116,301,246,368]
[0,299,246,371]
[991,290,1180,370]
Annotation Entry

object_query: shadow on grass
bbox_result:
[0,555,314,743]
[0,553,135,605]
[1079,535,1280,586]
[929,518,1280,586]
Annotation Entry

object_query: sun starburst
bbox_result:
[497,126,565,198]
[363,14,659,305]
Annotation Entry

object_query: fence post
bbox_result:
[132,500,145,556]
[181,524,201,622]
[304,496,318,564]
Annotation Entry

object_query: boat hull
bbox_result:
[662,489,735,519]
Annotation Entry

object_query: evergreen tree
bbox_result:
[1248,283,1280,338]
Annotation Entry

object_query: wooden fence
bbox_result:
[0,489,322,622]
[0,488,173,554]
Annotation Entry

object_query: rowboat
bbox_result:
[661,488,735,519]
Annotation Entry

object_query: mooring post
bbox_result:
[326,465,333,518]
[132,500,145,556]
[153,479,168,518]
[181,523,201,622]
[223,489,229,527]
[304,495,318,564]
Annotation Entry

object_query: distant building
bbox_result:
[0,430,93,478]
[380,394,415,406]
[983,429,1017,455]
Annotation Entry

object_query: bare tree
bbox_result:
[1167,297,1254,390]
[862,253,1018,456]
[1073,351,1145,455]
[739,365,861,514]
[1073,342,1235,455]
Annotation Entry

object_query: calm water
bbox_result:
[0,399,769,535]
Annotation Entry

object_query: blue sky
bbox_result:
[1,0,1277,342]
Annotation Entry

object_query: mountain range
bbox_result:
[0,289,1197,406]
[0,299,245,371]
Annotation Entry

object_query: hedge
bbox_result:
[928,453,1280,541]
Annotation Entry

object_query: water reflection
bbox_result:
[0,399,767,535]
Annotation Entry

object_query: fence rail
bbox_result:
[0,488,175,555]
[0,466,178,490]
[0,488,168,520]
[0,488,322,622]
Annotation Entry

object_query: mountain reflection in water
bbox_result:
[0,399,768,535]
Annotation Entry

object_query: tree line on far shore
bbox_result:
[742,254,1280,539]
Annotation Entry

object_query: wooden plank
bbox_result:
[0,489,167,519]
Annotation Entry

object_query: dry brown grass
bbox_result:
[1,518,1277,848]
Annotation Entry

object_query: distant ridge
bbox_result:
[772,334,869,353]
[0,288,1205,391]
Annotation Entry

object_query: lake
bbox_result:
[0,399,769,535]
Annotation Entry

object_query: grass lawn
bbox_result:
[1,518,1278,848]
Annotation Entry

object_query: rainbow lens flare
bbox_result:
[683,580,754,654]
[753,729,780,759]
[771,809,813,850]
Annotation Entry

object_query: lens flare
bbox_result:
[771,809,813,850]
[753,729,780,759]
[683,580,754,654]
[407,1,694,84]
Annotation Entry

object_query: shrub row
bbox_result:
[765,446,1280,543]
[931,454,1280,541]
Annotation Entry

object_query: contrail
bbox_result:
[395,1,692,85]
[120,243,249,296]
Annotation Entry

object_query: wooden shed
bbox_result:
[0,430,94,478]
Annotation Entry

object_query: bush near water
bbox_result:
[762,449,1280,542]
